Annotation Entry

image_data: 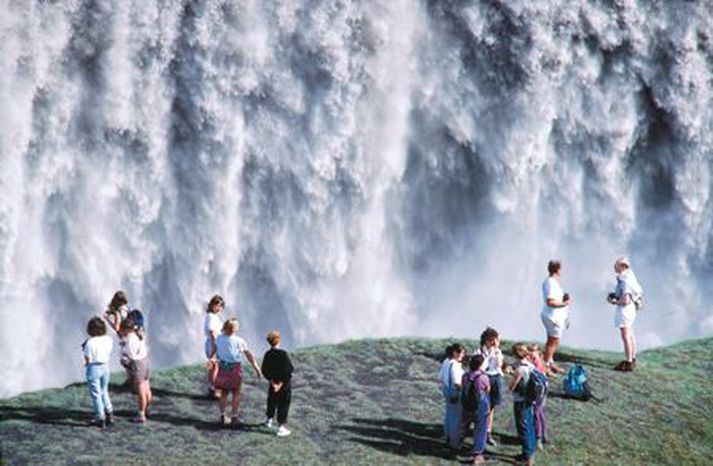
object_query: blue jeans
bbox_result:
[86,363,113,420]
[514,401,536,460]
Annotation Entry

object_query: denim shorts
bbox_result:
[488,374,504,407]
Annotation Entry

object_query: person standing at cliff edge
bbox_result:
[540,260,571,375]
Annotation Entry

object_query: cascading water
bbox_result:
[0,0,711,397]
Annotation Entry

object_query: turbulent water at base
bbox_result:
[1,0,712,396]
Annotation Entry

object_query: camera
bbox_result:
[562,292,570,302]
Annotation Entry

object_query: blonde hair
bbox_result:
[266,330,281,347]
[512,343,529,360]
[615,256,631,269]
[527,343,540,353]
[222,318,239,335]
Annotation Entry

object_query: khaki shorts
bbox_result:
[127,357,150,385]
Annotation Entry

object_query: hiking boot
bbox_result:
[613,360,628,371]
[621,361,634,372]
[105,411,114,425]
[486,434,498,446]
[276,425,291,437]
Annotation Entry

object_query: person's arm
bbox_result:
[284,352,294,379]
[208,331,217,358]
[546,297,570,307]
[509,367,523,392]
[84,355,91,365]
[243,349,262,378]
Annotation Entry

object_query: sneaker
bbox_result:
[105,411,114,425]
[536,439,544,451]
[622,361,634,372]
[131,414,147,424]
[265,418,276,430]
[276,425,291,437]
[91,418,106,429]
[221,414,231,427]
[486,434,498,446]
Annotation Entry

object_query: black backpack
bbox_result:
[525,369,549,404]
[461,374,481,411]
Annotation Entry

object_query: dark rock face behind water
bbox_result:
[1,1,712,396]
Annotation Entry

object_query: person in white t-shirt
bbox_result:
[214,318,262,426]
[82,317,114,428]
[540,260,571,374]
[607,256,643,372]
[103,290,129,334]
[204,294,225,398]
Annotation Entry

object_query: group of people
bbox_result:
[540,256,644,373]
[439,331,549,466]
[81,291,152,427]
[439,256,644,465]
[202,294,294,437]
[81,292,294,437]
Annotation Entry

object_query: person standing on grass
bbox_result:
[204,294,225,398]
[607,256,643,372]
[82,317,114,428]
[540,260,571,375]
[261,330,294,437]
[214,318,262,426]
[440,343,466,450]
[527,344,549,450]
[509,343,536,466]
[119,314,152,423]
[476,327,504,447]
[461,353,490,464]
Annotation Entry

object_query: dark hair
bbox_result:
[547,260,561,276]
[444,343,455,358]
[207,294,225,313]
[451,343,466,355]
[469,354,486,371]
[108,290,128,311]
[87,317,107,337]
[480,327,499,347]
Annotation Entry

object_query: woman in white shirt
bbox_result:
[607,256,643,372]
[540,260,571,374]
[204,294,225,397]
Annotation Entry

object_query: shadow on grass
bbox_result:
[553,353,613,369]
[0,406,89,427]
[336,417,455,460]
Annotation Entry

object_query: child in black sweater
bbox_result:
[261,330,294,437]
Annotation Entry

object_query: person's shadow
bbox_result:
[336,417,521,464]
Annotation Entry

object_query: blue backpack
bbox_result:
[525,369,549,404]
[563,364,592,400]
[127,309,145,330]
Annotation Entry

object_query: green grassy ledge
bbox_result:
[2,337,712,465]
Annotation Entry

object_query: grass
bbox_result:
[1,337,712,465]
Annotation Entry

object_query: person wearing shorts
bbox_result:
[607,256,643,372]
[540,260,571,374]
[119,315,152,423]
[214,318,262,426]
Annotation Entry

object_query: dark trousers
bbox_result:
[266,381,291,425]
[514,401,536,460]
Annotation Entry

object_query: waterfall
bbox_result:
[1,0,711,396]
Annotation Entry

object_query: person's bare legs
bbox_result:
[230,385,242,423]
[620,327,634,362]
[544,336,560,371]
